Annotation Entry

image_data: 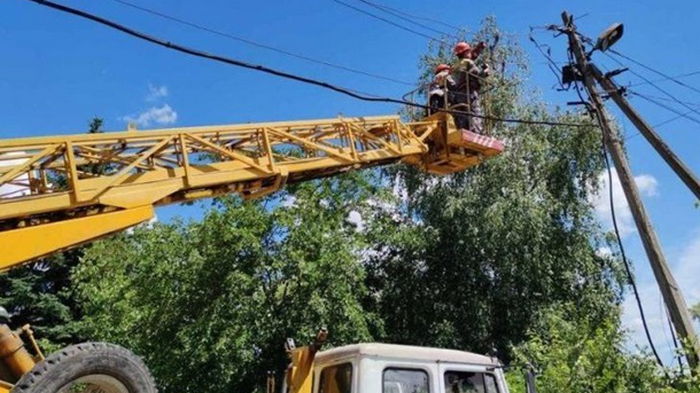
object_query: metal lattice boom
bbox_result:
[0,113,503,270]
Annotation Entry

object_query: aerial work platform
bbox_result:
[0,113,503,270]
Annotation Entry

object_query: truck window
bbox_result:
[383,368,430,393]
[319,363,353,393]
[443,371,499,393]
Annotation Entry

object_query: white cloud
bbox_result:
[146,84,168,102]
[589,169,658,237]
[121,84,177,128]
[122,104,178,127]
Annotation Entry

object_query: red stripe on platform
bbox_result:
[461,130,505,152]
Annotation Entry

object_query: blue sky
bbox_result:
[1,0,698,365]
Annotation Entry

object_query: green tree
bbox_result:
[365,18,625,360]
[72,173,383,392]
[0,117,105,351]
[506,305,698,393]
[692,303,700,322]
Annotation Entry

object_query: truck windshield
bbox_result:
[319,363,352,393]
[444,371,499,393]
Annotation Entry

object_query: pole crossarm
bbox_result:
[0,113,504,270]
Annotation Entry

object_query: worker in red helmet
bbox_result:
[450,41,490,133]
[427,63,455,116]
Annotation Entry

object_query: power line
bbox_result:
[25,0,592,129]
[631,91,700,109]
[630,92,700,127]
[354,0,457,39]
[351,0,461,31]
[605,52,700,121]
[610,49,700,96]
[622,93,699,141]
[653,108,700,129]
[110,0,414,87]
[628,71,700,88]
[330,0,439,41]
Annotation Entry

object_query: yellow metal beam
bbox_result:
[0,205,154,271]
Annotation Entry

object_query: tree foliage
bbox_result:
[365,17,625,359]
[73,174,383,392]
[506,305,699,393]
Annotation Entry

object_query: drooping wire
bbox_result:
[665,304,686,372]
[26,0,592,128]
[600,132,667,370]
[529,28,565,89]
[353,0,457,39]
[610,49,700,96]
[574,70,667,367]
[110,0,414,87]
[330,0,439,41]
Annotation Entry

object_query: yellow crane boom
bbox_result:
[0,113,503,272]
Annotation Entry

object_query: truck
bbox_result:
[283,329,514,393]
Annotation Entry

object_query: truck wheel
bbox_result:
[11,342,157,393]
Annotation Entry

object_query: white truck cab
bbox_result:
[310,343,509,393]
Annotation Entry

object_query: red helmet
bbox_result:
[435,64,451,74]
[453,41,471,56]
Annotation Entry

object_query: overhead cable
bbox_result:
[330,0,439,41]
[630,92,700,127]
[628,71,700,89]
[610,49,700,96]
[630,91,700,109]
[351,0,460,31]
[110,0,414,87]
[354,0,457,39]
[26,0,592,128]
[605,54,700,122]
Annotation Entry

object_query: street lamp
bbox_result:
[595,23,624,52]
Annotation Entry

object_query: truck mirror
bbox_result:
[524,365,538,393]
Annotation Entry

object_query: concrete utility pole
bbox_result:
[560,11,700,370]
[593,70,700,201]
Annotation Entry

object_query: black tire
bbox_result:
[12,342,157,393]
